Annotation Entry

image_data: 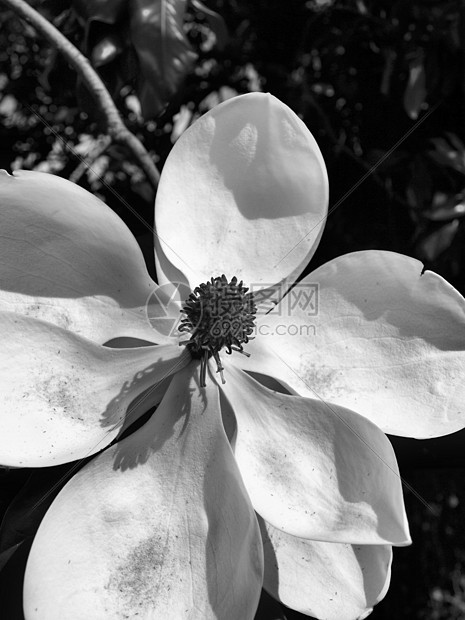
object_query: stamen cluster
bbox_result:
[180,275,257,386]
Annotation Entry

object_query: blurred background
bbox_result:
[0,0,465,618]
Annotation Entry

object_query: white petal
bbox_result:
[24,365,263,620]
[219,367,410,545]
[260,516,392,620]
[0,311,189,467]
[236,250,465,438]
[0,170,167,344]
[154,93,328,290]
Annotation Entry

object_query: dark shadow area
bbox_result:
[104,337,156,348]
[0,537,32,620]
[99,353,187,431]
[391,429,465,470]
[370,467,465,620]
[109,372,198,472]
[113,379,172,441]
[245,371,294,394]
[255,589,289,619]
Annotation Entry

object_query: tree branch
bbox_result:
[1,0,160,189]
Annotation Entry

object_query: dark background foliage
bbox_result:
[1,0,465,618]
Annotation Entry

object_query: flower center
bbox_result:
[179,275,257,387]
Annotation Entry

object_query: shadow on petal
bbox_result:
[220,366,410,545]
[259,515,392,620]
[99,352,190,433]
[109,373,198,471]
[23,365,263,619]
[208,95,324,220]
[154,93,328,290]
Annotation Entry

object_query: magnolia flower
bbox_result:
[0,93,464,620]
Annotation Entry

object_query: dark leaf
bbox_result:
[129,0,197,118]
[444,131,465,152]
[429,136,465,174]
[73,0,127,25]
[403,51,427,120]
[190,0,229,50]
[424,192,465,221]
[0,541,24,573]
[407,156,433,211]
[91,32,124,67]
[417,220,459,262]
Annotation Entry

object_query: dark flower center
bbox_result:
[180,275,257,387]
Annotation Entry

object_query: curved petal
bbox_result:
[259,516,392,620]
[24,365,264,620]
[219,366,410,545]
[0,311,189,467]
[235,250,465,438]
[0,170,168,344]
[154,92,328,290]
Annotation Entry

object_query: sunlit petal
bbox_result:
[154,93,328,290]
[219,366,410,545]
[235,250,465,438]
[0,170,168,344]
[0,312,189,467]
[24,365,264,619]
[259,516,392,620]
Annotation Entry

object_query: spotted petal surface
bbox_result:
[24,365,264,620]
[154,93,328,291]
[0,311,188,467]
